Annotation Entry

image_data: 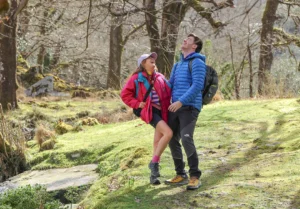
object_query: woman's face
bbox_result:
[142,57,156,74]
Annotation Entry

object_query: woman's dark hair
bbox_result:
[188,33,203,53]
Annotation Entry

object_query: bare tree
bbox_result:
[258,0,280,95]
[258,0,300,95]
[142,0,235,77]
[0,0,28,111]
[106,1,145,89]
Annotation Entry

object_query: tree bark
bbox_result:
[160,1,187,76]
[143,0,163,72]
[258,0,279,95]
[107,15,123,89]
[37,9,48,74]
[0,0,18,110]
[50,43,61,72]
[229,35,240,100]
[247,17,254,98]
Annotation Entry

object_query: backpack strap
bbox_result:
[134,79,139,98]
[163,78,172,89]
[135,72,153,101]
[188,58,195,73]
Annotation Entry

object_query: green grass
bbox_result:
[13,99,124,121]
[25,98,300,209]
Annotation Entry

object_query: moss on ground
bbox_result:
[23,98,300,209]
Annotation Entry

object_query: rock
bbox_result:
[22,127,35,141]
[25,76,54,97]
[0,164,98,194]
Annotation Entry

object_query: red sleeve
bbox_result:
[120,75,140,109]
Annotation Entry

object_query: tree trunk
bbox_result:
[229,35,240,100]
[107,15,123,89]
[247,16,254,98]
[50,43,61,72]
[143,0,163,73]
[0,0,18,110]
[160,1,187,77]
[248,44,254,98]
[37,9,48,74]
[258,0,279,95]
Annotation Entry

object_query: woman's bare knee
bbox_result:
[156,121,173,139]
[165,128,173,140]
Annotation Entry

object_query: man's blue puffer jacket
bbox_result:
[169,52,206,111]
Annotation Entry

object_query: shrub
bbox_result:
[0,185,62,209]
[54,121,73,135]
[24,107,50,124]
[71,90,90,99]
[40,138,57,151]
[93,105,135,124]
[76,110,90,118]
[0,105,26,181]
[81,117,99,126]
[35,125,56,151]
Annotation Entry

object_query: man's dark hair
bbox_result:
[188,33,203,53]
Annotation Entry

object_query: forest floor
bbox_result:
[9,97,300,209]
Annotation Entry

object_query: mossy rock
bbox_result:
[97,90,120,99]
[120,147,149,170]
[17,54,30,69]
[38,103,49,108]
[40,138,56,151]
[51,75,74,91]
[71,90,90,99]
[17,66,29,75]
[81,117,99,126]
[76,111,90,118]
[19,66,44,87]
[55,122,73,135]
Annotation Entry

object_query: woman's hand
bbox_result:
[139,102,146,108]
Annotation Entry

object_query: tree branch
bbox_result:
[84,0,92,50]
[273,28,300,47]
[279,0,300,6]
[108,2,144,16]
[187,0,227,29]
[122,22,146,46]
[11,0,29,20]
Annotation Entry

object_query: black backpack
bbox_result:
[188,59,218,105]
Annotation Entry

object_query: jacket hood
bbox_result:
[180,52,206,63]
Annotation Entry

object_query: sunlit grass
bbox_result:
[24,98,300,209]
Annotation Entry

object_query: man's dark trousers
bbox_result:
[168,106,201,178]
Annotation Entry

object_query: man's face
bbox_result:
[181,36,196,51]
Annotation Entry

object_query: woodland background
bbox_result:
[0,0,299,110]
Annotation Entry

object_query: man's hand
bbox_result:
[168,101,182,112]
[139,102,146,108]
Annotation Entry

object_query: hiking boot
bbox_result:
[150,175,161,185]
[164,174,188,185]
[186,176,201,190]
[148,161,160,177]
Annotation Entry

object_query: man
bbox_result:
[165,33,206,190]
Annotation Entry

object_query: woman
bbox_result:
[121,52,173,185]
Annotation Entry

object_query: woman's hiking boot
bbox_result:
[148,161,161,185]
[186,176,201,190]
[150,175,161,185]
[148,161,160,177]
[164,174,188,185]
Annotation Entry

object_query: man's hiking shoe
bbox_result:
[164,175,188,185]
[150,176,161,185]
[148,161,160,177]
[186,176,201,190]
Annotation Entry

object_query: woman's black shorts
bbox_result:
[149,107,163,128]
